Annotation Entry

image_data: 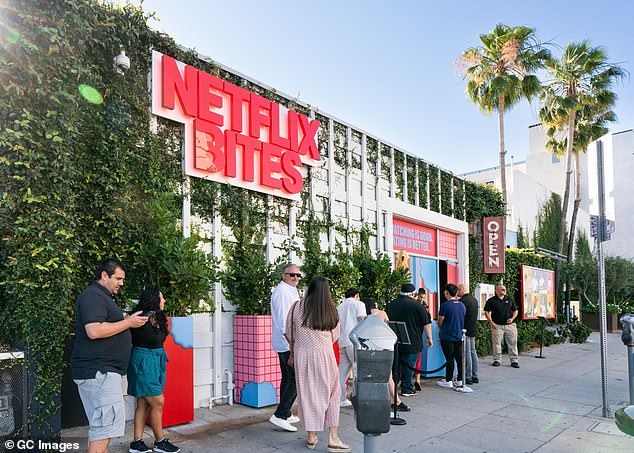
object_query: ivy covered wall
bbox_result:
[0,0,508,433]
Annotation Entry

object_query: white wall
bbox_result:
[165,50,472,409]
[595,130,634,258]
[464,124,634,262]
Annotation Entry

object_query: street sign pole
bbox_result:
[596,140,610,418]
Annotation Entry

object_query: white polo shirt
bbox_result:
[270,280,300,353]
[338,297,367,348]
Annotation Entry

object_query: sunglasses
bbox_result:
[285,273,301,278]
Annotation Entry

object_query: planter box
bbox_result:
[581,312,620,332]
[234,315,280,408]
[163,316,194,426]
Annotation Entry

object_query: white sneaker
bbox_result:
[287,415,300,424]
[340,400,352,407]
[454,380,463,387]
[436,380,453,388]
[269,414,297,432]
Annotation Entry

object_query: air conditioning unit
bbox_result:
[0,351,28,437]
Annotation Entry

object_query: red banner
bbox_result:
[393,218,436,257]
[482,216,505,274]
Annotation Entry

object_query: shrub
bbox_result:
[568,322,592,343]
[131,194,218,316]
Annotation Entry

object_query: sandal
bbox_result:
[306,438,318,449]
[327,443,351,453]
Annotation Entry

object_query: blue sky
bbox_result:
[127,0,633,174]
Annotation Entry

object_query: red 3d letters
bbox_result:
[157,53,320,195]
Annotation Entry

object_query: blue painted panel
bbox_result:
[170,316,193,349]
[240,381,278,408]
[420,321,445,378]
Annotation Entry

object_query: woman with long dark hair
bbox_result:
[127,289,180,453]
[285,276,351,452]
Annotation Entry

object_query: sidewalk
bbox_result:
[65,332,634,452]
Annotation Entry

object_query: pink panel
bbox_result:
[438,230,457,260]
[233,315,282,402]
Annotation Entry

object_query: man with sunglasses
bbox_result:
[269,263,302,432]
[484,284,519,368]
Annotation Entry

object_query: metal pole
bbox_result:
[461,329,466,386]
[627,346,634,406]
[454,329,472,393]
[390,338,406,425]
[596,140,610,418]
[364,433,379,453]
[535,317,546,359]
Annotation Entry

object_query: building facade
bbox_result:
[150,49,476,409]
[463,124,634,259]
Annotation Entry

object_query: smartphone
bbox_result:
[140,310,156,317]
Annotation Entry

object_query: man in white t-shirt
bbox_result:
[269,264,301,432]
[337,287,367,407]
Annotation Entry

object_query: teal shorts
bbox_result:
[127,347,168,397]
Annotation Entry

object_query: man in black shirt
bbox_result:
[483,284,519,368]
[386,283,433,397]
[458,284,480,384]
[71,258,148,452]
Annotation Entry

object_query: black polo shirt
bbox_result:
[484,295,518,325]
[460,293,479,337]
[71,282,131,379]
[386,294,431,354]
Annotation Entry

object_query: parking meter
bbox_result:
[615,313,634,436]
[349,314,396,442]
[621,314,634,346]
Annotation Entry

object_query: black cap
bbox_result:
[401,283,416,293]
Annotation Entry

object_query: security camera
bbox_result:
[113,51,130,75]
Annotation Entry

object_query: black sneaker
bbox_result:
[492,361,500,367]
[465,379,473,385]
[129,439,152,453]
[399,390,417,397]
[153,439,180,453]
[511,362,520,368]
[471,377,479,384]
[392,401,411,412]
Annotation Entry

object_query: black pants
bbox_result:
[440,340,463,382]
[274,351,297,419]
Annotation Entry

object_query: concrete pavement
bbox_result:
[65,332,634,452]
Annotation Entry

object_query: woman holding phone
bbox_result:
[127,288,180,453]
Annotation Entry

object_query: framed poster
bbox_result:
[521,265,556,320]
[474,283,495,321]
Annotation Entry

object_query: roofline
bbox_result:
[185,45,464,178]
[460,160,527,177]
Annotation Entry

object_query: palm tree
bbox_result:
[539,41,625,260]
[458,24,550,205]
[539,41,625,318]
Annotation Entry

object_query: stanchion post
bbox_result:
[535,316,546,359]
[461,329,466,387]
[390,335,406,426]
[454,329,473,393]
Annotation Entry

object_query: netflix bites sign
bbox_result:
[151,51,321,200]
[482,216,505,274]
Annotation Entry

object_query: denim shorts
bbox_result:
[74,371,125,441]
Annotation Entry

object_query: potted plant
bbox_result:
[219,188,280,407]
[132,193,217,425]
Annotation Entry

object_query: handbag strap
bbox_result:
[289,302,297,348]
